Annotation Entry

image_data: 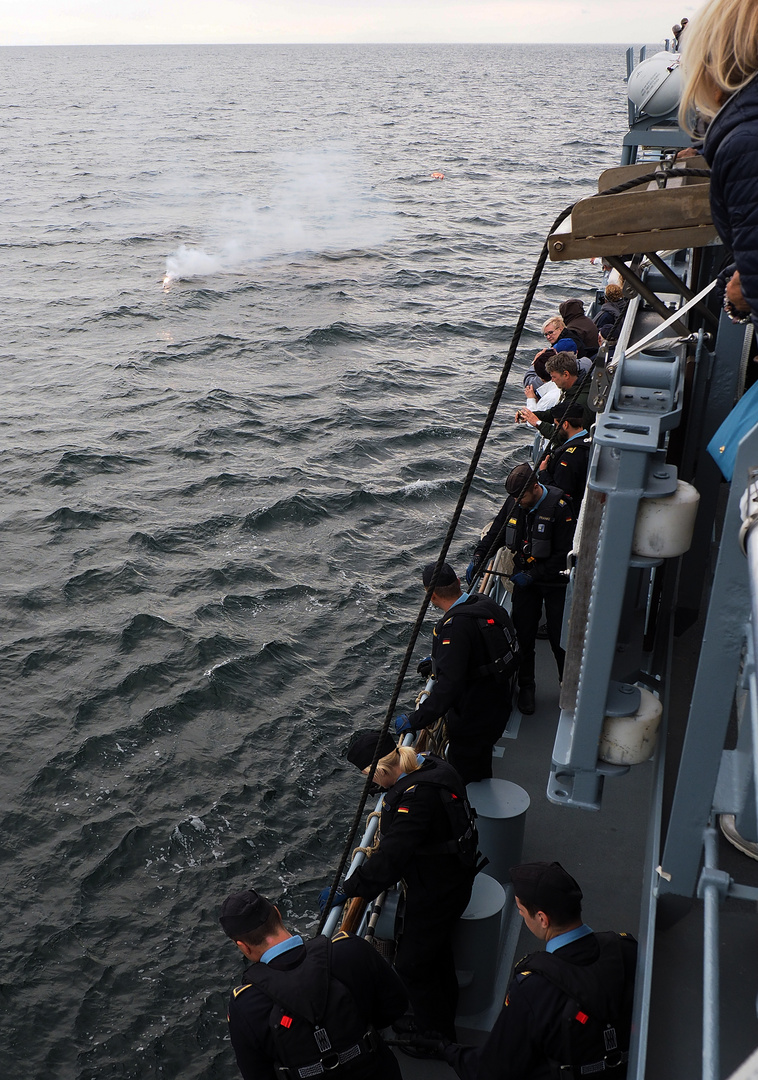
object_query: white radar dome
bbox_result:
[627,51,682,117]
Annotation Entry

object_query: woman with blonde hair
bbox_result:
[338,729,478,1043]
[680,0,758,323]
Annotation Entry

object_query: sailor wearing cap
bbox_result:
[471,464,575,715]
[538,403,592,510]
[440,861,638,1079]
[219,887,407,1079]
[341,730,479,1042]
[393,561,518,783]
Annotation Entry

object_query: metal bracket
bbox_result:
[697,865,731,904]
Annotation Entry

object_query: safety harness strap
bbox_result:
[275,1030,381,1078]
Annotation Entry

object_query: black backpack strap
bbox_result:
[247,936,331,1024]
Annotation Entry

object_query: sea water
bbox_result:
[1,42,632,1078]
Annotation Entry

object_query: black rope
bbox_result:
[315,164,709,935]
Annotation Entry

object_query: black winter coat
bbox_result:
[704,76,758,323]
[410,593,515,742]
[341,754,474,908]
[444,931,638,1080]
[227,932,407,1080]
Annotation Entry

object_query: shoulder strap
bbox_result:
[518,934,628,1018]
[245,936,331,1024]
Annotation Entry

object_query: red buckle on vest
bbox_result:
[280,1015,293,1028]
[575,1011,589,1025]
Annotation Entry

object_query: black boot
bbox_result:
[517,684,535,715]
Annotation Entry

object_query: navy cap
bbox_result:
[554,338,578,355]
[505,462,538,496]
[421,561,458,588]
[509,861,583,912]
[549,403,585,424]
[346,729,397,770]
[219,889,275,939]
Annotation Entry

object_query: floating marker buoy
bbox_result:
[430,171,445,180]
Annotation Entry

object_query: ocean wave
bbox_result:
[129,516,239,554]
[42,450,150,486]
[63,561,155,601]
[243,489,379,532]
[44,506,114,532]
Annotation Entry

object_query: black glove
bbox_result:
[416,656,433,679]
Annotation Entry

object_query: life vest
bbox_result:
[515,932,636,1078]
[241,934,379,1079]
[504,486,568,560]
[437,595,520,684]
[382,756,480,871]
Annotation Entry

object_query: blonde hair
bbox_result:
[542,316,564,333]
[679,0,758,133]
[375,744,420,782]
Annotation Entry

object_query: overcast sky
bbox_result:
[3,1,698,47]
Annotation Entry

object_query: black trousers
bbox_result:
[447,710,510,784]
[511,581,567,686]
[394,878,472,1040]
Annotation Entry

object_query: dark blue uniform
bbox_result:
[541,432,591,510]
[227,931,407,1080]
[475,485,575,690]
[343,755,476,1039]
[411,593,516,783]
[444,931,637,1079]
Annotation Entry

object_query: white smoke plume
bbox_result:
[163,149,394,286]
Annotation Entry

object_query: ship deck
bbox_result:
[393,620,758,1079]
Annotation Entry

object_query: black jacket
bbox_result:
[704,76,758,322]
[410,593,515,739]
[342,754,476,906]
[445,931,638,1080]
[593,298,627,337]
[541,433,591,509]
[227,931,407,1080]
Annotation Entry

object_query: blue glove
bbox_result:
[394,713,413,735]
[416,656,433,679]
[318,887,347,914]
[465,559,477,586]
[510,571,533,588]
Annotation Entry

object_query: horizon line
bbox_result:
[0,39,658,48]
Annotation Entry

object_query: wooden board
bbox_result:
[548,172,718,260]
